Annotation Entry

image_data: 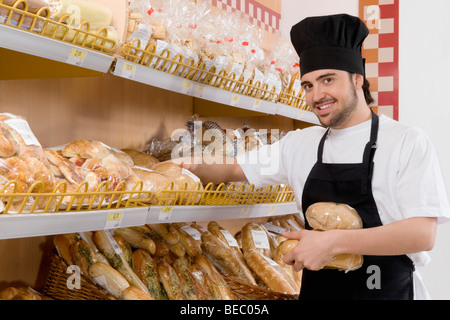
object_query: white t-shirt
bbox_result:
[237,114,450,299]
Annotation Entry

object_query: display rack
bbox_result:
[0,0,305,242]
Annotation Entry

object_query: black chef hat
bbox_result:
[290,14,369,77]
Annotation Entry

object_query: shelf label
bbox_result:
[230,94,240,106]
[253,99,262,111]
[298,108,304,117]
[195,84,206,98]
[66,48,87,66]
[181,80,194,94]
[104,211,123,229]
[158,206,174,221]
[122,62,136,79]
[269,206,277,214]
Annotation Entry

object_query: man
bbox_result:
[178,14,450,299]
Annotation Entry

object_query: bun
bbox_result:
[305,202,363,230]
[305,202,364,272]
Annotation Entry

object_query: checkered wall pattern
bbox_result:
[208,0,281,33]
[360,0,399,120]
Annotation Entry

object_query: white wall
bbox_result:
[281,0,450,300]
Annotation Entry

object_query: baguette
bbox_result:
[113,227,156,255]
[172,257,203,300]
[189,264,217,300]
[121,286,155,300]
[113,235,133,267]
[53,233,79,265]
[89,261,130,299]
[172,224,202,257]
[241,222,274,258]
[92,230,150,295]
[244,249,298,295]
[147,223,179,244]
[157,260,185,300]
[194,254,235,300]
[69,239,97,277]
[132,249,167,300]
[201,232,256,285]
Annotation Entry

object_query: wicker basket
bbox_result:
[42,254,117,300]
[223,275,298,300]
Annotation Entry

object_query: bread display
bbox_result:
[306,202,364,272]
[47,216,303,300]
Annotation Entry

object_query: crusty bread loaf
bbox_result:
[121,148,159,169]
[305,202,364,272]
[273,240,302,291]
[244,249,298,295]
[305,202,363,230]
[89,261,130,298]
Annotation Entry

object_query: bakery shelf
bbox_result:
[0,1,116,73]
[113,57,278,115]
[0,202,299,240]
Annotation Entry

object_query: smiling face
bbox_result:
[301,69,370,129]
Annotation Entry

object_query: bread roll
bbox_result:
[62,139,111,159]
[305,202,364,272]
[305,202,363,230]
[132,249,167,300]
[121,286,155,300]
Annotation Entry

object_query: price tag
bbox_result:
[253,99,262,111]
[104,211,123,229]
[269,206,277,214]
[66,48,87,66]
[180,225,202,241]
[181,80,194,94]
[158,206,174,221]
[298,108,304,117]
[220,229,239,247]
[251,230,270,249]
[122,62,136,79]
[240,206,250,214]
[230,94,240,106]
[104,229,123,254]
[195,84,206,97]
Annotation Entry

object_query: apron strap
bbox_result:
[361,110,379,194]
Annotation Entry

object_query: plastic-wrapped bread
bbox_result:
[305,202,364,271]
[113,227,156,255]
[69,239,97,278]
[53,233,80,265]
[273,239,302,292]
[92,230,150,295]
[132,249,167,300]
[157,259,185,300]
[194,254,235,300]
[244,249,298,295]
[121,148,159,169]
[89,261,130,299]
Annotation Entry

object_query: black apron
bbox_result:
[299,111,414,300]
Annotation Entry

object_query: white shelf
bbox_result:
[0,202,299,239]
[276,103,321,125]
[113,58,278,115]
[0,24,114,73]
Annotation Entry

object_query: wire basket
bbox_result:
[0,179,154,214]
[42,254,117,300]
[0,0,117,54]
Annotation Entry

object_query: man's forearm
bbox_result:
[332,217,437,257]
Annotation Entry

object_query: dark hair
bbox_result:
[363,77,375,106]
[349,73,375,106]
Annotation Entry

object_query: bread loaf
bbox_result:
[113,227,156,255]
[306,202,364,272]
[69,239,97,277]
[121,286,155,300]
[273,240,302,292]
[244,249,298,295]
[89,261,130,299]
[305,202,363,230]
[121,148,159,169]
[132,249,167,300]
[157,259,185,300]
